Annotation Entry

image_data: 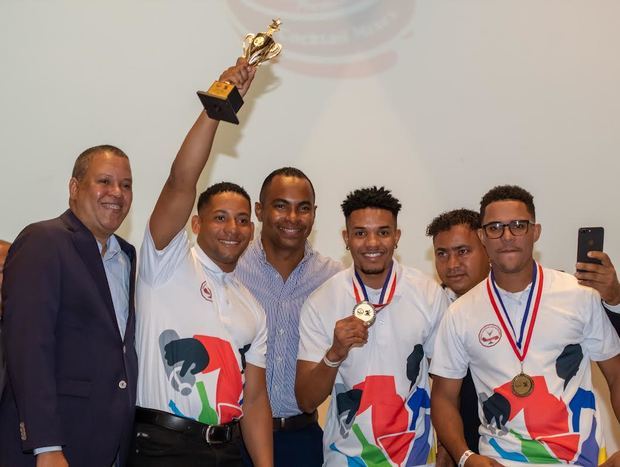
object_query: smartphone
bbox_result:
[577,227,604,266]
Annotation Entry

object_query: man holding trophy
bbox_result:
[130,22,282,467]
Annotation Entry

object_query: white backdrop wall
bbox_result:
[1,0,619,450]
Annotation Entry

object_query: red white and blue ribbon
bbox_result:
[486,262,544,362]
[352,261,397,311]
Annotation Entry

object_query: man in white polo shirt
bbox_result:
[296,186,448,466]
[130,60,271,466]
[430,185,620,467]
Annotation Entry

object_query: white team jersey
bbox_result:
[136,227,267,424]
[430,265,620,467]
[298,260,449,467]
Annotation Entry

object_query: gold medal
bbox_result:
[511,372,534,397]
[352,301,376,327]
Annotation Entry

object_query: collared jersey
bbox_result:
[430,266,620,467]
[298,260,448,467]
[136,228,267,424]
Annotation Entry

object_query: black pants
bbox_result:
[127,420,244,467]
[242,421,323,467]
[460,369,481,453]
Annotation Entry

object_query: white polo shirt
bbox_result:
[298,260,448,467]
[430,265,620,467]
[136,227,267,424]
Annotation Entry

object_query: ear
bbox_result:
[255,201,263,222]
[477,228,486,247]
[191,215,201,235]
[394,228,402,245]
[533,223,542,242]
[341,229,348,249]
[69,177,79,201]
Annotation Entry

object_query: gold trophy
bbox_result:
[198,19,282,124]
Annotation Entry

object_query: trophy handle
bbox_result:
[264,43,282,62]
[242,34,255,56]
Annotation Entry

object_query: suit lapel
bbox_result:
[61,210,117,330]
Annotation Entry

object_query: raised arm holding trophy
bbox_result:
[198,18,282,124]
[130,27,281,467]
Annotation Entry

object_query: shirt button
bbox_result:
[122,345,126,354]
[118,380,127,389]
[278,328,284,336]
[276,356,283,363]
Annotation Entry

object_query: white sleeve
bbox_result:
[429,305,469,379]
[138,224,190,287]
[423,283,450,358]
[244,304,267,369]
[298,296,331,363]
[583,289,620,361]
[603,301,620,314]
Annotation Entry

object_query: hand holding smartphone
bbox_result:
[577,227,604,270]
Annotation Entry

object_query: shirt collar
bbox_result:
[347,258,403,299]
[97,235,121,261]
[192,244,228,279]
[442,285,459,303]
[253,236,315,267]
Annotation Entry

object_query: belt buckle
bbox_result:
[204,424,229,444]
[279,417,286,430]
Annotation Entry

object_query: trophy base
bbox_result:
[197,81,244,125]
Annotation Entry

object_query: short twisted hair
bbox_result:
[341,186,401,219]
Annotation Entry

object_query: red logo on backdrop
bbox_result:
[200,281,213,302]
[478,324,502,348]
[227,0,415,78]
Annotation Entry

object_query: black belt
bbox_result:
[136,407,238,444]
[273,411,318,432]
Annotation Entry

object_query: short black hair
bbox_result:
[259,167,315,204]
[72,145,129,180]
[480,185,536,221]
[341,186,402,219]
[426,209,480,238]
[197,182,251,212]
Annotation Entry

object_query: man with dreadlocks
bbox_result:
[295,186,448,466]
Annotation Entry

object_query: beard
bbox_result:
[360,265,386,276]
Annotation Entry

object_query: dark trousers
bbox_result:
[242,421,323,467]
[460,369,481,454]
[128,420,244,467]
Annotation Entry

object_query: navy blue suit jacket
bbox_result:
[0,210,138,467]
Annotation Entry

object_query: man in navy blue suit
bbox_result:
[0,145,137,467]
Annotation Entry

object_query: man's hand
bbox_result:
[219,57,256,98]
[327,316,368,362]
[36,451,69,467]
[576,251,620,305]
[601,451,620,467]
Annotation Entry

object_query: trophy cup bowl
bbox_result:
[198,19,282,124]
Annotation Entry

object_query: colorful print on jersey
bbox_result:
[482,344,600,467]
[158,329,244,423]
[329,345,433,466]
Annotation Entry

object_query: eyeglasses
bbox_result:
[482,220,535,239]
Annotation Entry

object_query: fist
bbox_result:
[218,57,257,98]
[329,315,369,361]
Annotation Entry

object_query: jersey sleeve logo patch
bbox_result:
[479,323,502,347]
